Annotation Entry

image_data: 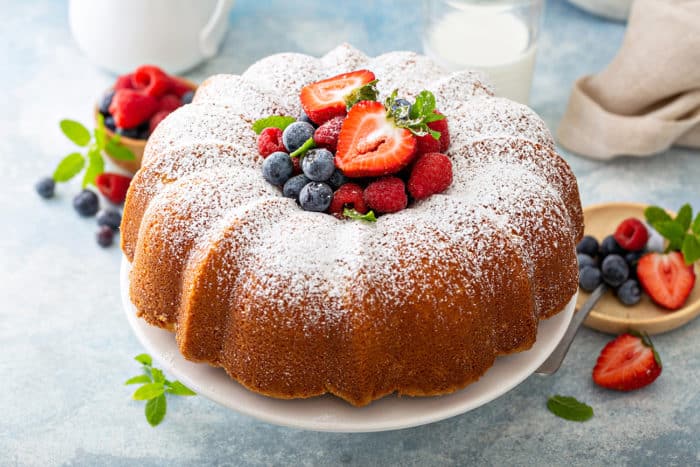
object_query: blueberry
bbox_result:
[617,279,641,306]
[96,208,122,231]
[624,250,646,278]
[73,189,99,217]
[299,111,317,127]
[181,90,194,105]
[283,174,310,200]
[601,254,629,287]
[35,176,55,199]
[99,90,115,115]
[116,126,141,139]
[299,182,333,212]
[104,115,116,131]
[579,265,602,292]
[262,152,294,186]
[96,225,114,248]
[577,253,596,270]
[600,235,625,257]
[391,98,412,120]
[282,122,315,152]
[302,148,335,182]
[576,235,599,257]
[328,169,349,189]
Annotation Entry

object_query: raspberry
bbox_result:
[329,183,367,217]
[614,218,649,251]
[257,127,286,158]
[415,132,440,155]
[157,94,181,113]
[363,177,407,214]
[415,112,450,155]
[109,89,159,128]
[313,116,345,152]
[95,172,132,204]
[169,77,193,98]
[292,155,302,175]
[132,65,171,97]
[408,152,453,200]
[148,110,172,135]
[114,73,134,90]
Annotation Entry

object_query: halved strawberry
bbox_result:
[637,252,696,310]
[300,70,376,125]
[335,100,417,177]
[592,331,662,391]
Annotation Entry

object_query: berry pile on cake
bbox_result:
[121,44,583,406]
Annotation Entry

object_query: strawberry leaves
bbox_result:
[344,79,379,110]
[385,90,445,140]
[645,204,700,265]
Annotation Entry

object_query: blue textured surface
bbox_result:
[2,1,700,465]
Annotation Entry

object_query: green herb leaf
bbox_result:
[343,208,377,222]
[654,220,685,251]
[682,234,700,265]
[52,152,85,182]
[94,114,107,149]
[134,354,152,366]
[675,204,693,232]
[151,368,165,384]
[132,382,165,401]
[125,375,152,385]
[693,213,700,236]
[145,394,167,427]
[290,137,316,158]
[166,381,197,396]
[547,395,594,422]
[344,80,379,109]
[387,89,444,140]
[60,119,92,147]
[105,135,136,161]
[252,116,297,134]
[82,145,104,188]
[644,206,672,226]
[410,90,436,119]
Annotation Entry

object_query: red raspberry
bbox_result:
[157,94,181,113]
[329,183,367,217]
[292,155,302,175]
[148,110,172,135]
[313,116,345,152]
[257,127,286,158]
[415,131,440,155]
[415,112,450,155]
[132,65,171,97]
[109,89,159,128]
[95,172,132,204]
[169,77,193,98]
[363,177,407,214]
[408,152,453,200]
[614,218,649,251]
[114,73,134,90]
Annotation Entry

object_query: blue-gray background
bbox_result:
[2,0,699,465]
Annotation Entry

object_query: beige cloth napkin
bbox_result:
[557,0,700,159]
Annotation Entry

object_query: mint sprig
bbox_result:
[547,395,594,422]
[385,90,445,140]
[251,115,297,134]
[126,353,196,427]
[290,137,316,158]
[645,203,700,265]
[343,208,377,222]
[344,80,379,110]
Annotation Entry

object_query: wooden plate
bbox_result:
[580,202,700,335]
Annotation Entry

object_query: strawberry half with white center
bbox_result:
[592,331,662,391]
[637,251,696,310]
[300,70,376,125]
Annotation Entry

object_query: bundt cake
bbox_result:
[121,43,583,407]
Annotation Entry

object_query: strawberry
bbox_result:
[148,110,172,135]
[335,101,417,177]
[637,251,696,310]
[592,331,662,391]
[132,65,171,98]
[109,89,158,128]
[614,218,649,251]
[157,94,182,113]
[300,70,376,124]
[95,173,132,204]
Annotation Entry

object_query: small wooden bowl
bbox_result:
[94,77,198,174]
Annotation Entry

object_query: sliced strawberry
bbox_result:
[592,332,662,391]
[335,100,417,177]
[95,172,132,205]
[109,89,159,128]
[614,218,648,251]
[637,252,696,310]
[300,70,376,125]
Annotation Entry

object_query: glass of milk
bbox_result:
[422,0,544,105]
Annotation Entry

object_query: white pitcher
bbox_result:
[69,0,235,74]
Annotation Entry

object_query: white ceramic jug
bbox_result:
[69,0,235,74]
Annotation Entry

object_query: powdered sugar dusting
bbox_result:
[320,43,370,76]
[428,70,495,111]
[368,51,446,100]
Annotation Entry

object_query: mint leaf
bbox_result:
[675,204,693,232]
[344,80,379,109]
[252,116,296,134]
[60,119,91,147]
[133,382,164,401]
[94,114,107,149]
[343,208,377,222]
[134,354,152,366]
[644,206,672,226]
[410,90,436,119]
[682,234,700,265]
[166,381,197,396]
[105,136,136,161]
[125,375,152,385]
[145,394,167,427]
[290,137,316,158]
[547,395,593,422]
[52,152,85,182]
[693,213,700,236]
[388,89,442,140]
[655,220,685,250]
[151,368,165,384]
[82,146,104,188]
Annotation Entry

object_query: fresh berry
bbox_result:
[429,113,450,152]
[104,115,116,131]
[282,121,315,153]
[329,183,367,217]
[157,94,181,113]
[95,172,132,204]
[300,69,376,124]
[600,234,625,257]
[132,65,171,97]
[328,169,349,189]
[148,110,171,135]
[96,208,122,232]
[257,127,285,158]
[291,154,302,175]
[579,266,602,292]
[363,177,408,214]
[313,116,344,152]
[99,90,115,115]
[96,225,114,248]
[299,182,333,212]
[302,148,335,182]
[637,252,696,310]
[262,152,294,186]
[645,224,665,253]
[577,235,600,257]
[73,189,99,217]
[414,112,449,155]
[109,89,158,128]
[407,152,452,200]
[299,110,316,127]
[282,174,310,200]
[592,332,662,391]
[415,131,440,155]
[577,253,596,270]
[601,254,630,287]
[336,100,417,177]
[614,218,649,251]
[181,90,194,105]
[617,279,642,306]
[114,73,134,90]
[625,250,646,278]
[391,98,412,119]
[35,177,55,199]
[169,78,192,98]
[116,126,142,139]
